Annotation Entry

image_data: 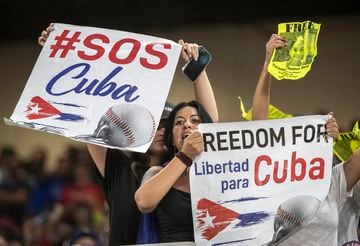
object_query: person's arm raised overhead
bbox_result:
[179,39,219,122]
[86,144,107,177]
[252,34,287,121]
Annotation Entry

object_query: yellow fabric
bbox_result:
[333,122,360,162]
[238,96,293,121]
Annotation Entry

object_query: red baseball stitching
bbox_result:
[106,107,135,146]
[277,206,301,225]
[146,109,156,144]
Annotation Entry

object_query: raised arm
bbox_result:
[135,131,203,213]
[343,148,360,192]
[179,39,219,122]
[86,144,106,177]
[135,159,187,213]
[252,34,287,120]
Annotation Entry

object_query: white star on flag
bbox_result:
[200,210,216,229]
[29,103,41,114]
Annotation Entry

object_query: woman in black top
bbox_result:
[86,59,218,244]
[135,100,215,242]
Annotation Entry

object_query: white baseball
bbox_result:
[94,104,155,147]
[277,195,320,226]
[262,195,321,245]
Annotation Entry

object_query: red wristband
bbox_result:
[176,151,193,167]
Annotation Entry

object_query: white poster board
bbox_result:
[190,115,333,245]
[6,23,182,152]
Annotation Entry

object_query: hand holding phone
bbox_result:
[182,46,212,82]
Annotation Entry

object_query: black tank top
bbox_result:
[157,187,194,242]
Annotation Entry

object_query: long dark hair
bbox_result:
[163,100,213,160]
[130,152,149,182]
[131,137,172,182]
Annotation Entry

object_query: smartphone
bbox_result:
[182,46,212,82]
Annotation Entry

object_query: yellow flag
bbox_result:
[238,97,293,121]
[333,122,360,162]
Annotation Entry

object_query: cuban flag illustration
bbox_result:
[25,96,86,122]
[196,198,270,245]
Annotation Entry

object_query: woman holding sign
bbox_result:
[38,24,219,245]
[135,100,214,242]
[252,33,360,246]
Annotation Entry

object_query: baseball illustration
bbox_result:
[263,195,320,245]
[93,104,155,148]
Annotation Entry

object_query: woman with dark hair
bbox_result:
[164,101,214,157]
[135,100,215,242]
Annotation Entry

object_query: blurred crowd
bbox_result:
[0,145,107,246]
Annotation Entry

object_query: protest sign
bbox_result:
[268,20,321,80]
[190,115,333,245]
[5,23,182,152]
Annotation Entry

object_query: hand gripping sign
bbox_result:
[5,23,182,152]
